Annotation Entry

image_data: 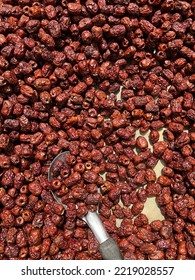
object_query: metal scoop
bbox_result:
[48,151,123,260]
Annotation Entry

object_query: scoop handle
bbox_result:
[99,238,123,260]
[82,211,123,260]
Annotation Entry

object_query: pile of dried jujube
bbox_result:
[0,0,195,260]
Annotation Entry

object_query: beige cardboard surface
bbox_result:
[136,129,165,223]
[115,88,165,223]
